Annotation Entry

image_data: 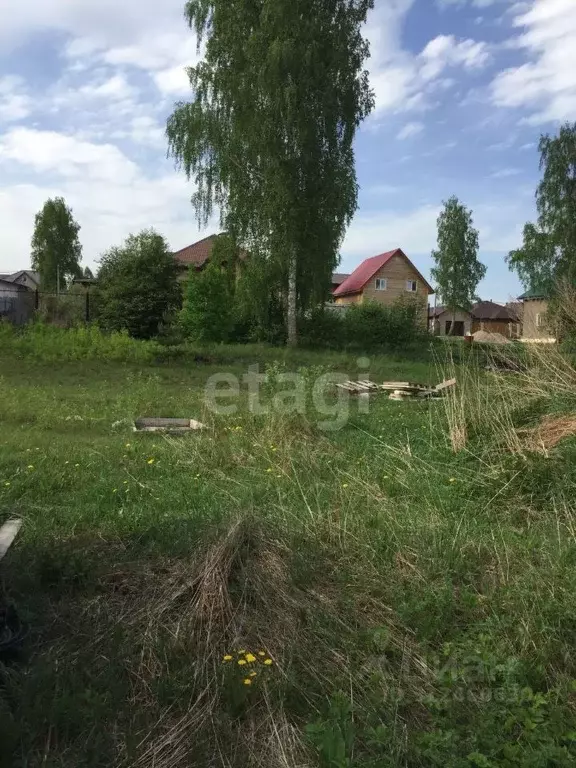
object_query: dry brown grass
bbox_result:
[517,414,576,455]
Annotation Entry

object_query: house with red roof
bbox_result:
[173,233,248,282]
[173,234,221,278]
[333,249,433,320]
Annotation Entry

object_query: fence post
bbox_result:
[35,289,39,310]
[85,291,90,323]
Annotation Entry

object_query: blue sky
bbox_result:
[0,0,574,301]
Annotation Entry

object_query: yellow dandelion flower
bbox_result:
[123,480,129,485]
[342,483,349,488]
[243,678,252,686]
[75,464,80,468]
[65,461,69,465]
[125,443,131,448]
[238,659,247,666]
[250,671,257,678]
[245,653,256,663]
[4,482,10,487]
[223,655,233,662]
[263,659,273,666]
[147,458,155,465]
[449,478,456,483]
[258,651,266,657]
[266,468,273,473]
[27,465,34,470]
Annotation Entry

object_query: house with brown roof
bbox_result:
[173,233,248,284]
[430,301,521,338]
[333,249,433,321]
[471,301,521,338]
[173,234,220,278]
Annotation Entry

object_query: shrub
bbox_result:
[37,293,86,327]
[181,261,234,343]
[299,307,346,349]
[0,322,160,363]
[97,229,181,339]
[344,298,426,351]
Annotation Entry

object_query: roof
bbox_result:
[0,270,40,285]
[0,278,27,291]
[429,305,474,318]
[173,234,220,268]
[518,286,548,300]
[471,301,515,321]
[333,249,434,297]
[332,272,350,286]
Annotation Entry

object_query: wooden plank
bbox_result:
[0,519,22,562]
[434,378,457,392]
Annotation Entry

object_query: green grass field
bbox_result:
[2,338,576,767]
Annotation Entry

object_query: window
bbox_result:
[536,313,545,328]
[406,280,417,293]
[375,278,387,291]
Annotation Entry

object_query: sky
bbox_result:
[0,0,574,301]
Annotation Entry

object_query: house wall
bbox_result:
[334,292,362,306]
[522,299,551,339]
[433,309,472,336]
[335,254,430,323]
[0,281,22,298]
[471,319,519,338]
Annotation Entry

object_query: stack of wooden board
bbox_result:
[336,378,456,400]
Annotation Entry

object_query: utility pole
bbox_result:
[56,263,60,296]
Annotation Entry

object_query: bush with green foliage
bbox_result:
[181,262,234,343]
[301,299,427,352]
[344,298,427,351]
[299,308,346,349]
[0,321,161,362]
[97,229,180,339]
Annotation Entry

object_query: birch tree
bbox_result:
[167,0,374,345]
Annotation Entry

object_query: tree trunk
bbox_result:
[287,254,297,347]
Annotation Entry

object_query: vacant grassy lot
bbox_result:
[1,338,576,767]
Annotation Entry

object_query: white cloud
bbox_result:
[397,122,424,140]
[153,66,191,96]
[491,0,576,122]
[0,0,187,50]
[420,36,490,81]
[365,2,491,116]
[0,76,31,122]
[0,128,139,181]
[490,167,521,178]
[0,162,211,273]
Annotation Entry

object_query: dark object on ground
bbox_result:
[485,357,526,373]
[0,603,27,655]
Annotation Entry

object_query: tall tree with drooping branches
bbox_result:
[167,0,374,345]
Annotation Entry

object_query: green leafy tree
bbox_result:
[431,197,485,330]
[167,0,374,346]
[181,261,233,342]
[83,266,95,279]
[97,229,180,339]
[31,197,83,291]
[507,123,576,292]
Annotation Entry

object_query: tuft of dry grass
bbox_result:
[517,414,576,455]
